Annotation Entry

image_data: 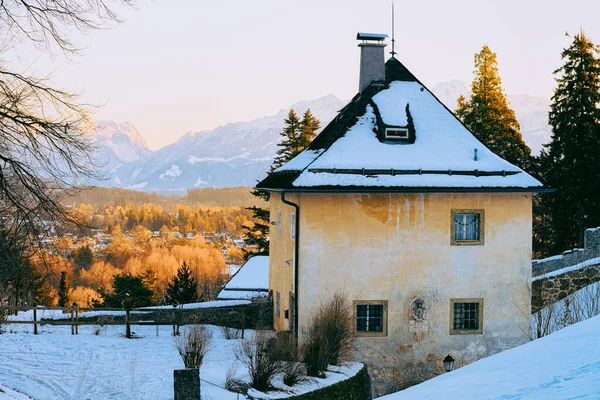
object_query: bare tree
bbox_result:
[0,0,135,238]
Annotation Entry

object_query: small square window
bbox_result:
[450,299,483,335]
[385,128,409,139]
[354,300,387,337]
[451,209,484,245]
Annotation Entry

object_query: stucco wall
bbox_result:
[269,193,299,331]
[287,192,532,396]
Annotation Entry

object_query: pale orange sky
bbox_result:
[9,0,600,149]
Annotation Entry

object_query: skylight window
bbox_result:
[384,127,409,139]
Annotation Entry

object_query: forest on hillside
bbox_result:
[64,187,267,209]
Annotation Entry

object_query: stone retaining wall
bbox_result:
[532,264,600,313]
[533,227,600,277]
[248,364,372,400]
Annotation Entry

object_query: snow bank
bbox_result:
[0,324,249,400]
[382,315,600,400]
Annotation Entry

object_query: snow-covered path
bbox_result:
[0,324,243,400]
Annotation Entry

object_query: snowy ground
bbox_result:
[382,314,600,400]
[0,322,360,400]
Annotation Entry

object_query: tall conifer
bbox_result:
[244,108,321,260]
[58,271,70,307]
[456,46,531,169]
[540,31,600,250]
[166,263,199,305]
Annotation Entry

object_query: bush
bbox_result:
[174,325,212,369]
[225,363,249,394]
[268,331,298,362]
[0,307,6,334]
[235,331,282,392]
[301,291,356,377]
[92,325,106,336]
[221,326,242,340]
[282,361,307,387]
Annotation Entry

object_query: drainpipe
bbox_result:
[281,192,299,335]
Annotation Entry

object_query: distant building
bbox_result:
[257,33,547,394]
[217,256,269,300]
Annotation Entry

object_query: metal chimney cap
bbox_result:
[357,32,388,41]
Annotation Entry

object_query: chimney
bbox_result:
[357,32,388,91]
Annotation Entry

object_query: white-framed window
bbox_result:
[277,210,281,236]
[385,127,409,139]
[290,212,296,240]
[276,291,281,318]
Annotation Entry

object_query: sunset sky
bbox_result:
[10,0,600,149]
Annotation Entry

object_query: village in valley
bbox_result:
[1,1,600,399]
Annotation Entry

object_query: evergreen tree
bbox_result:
[540,31,600,251]
[456,45,531,169]
[72,246,93,270]
[58,271,70,307]
[242,206,270,260]
[98,274,154,308]
[272,109,302,171]
[244,109,321,260]
[299,109,321,155]
[166,263,199,305]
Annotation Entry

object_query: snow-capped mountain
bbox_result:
[92,86,552,192]
[92,120,151,163]
[430,80,552,155]
[96,95,346,191]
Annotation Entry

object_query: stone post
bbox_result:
[173,369,200,400]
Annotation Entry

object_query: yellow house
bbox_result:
[256,33,546,396]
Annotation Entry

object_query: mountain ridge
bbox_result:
[92,83,552,192]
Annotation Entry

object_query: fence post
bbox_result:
[75,303,79,335]
[71,307,75,335]
[173,369,200,400]
[33,303,38,335]
[241,310,245,340]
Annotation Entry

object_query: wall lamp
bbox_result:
[443,354,455,372]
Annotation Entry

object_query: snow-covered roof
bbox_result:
[258,59,545,192]
[217,256,269,300]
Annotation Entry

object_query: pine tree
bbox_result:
[272,109,302,171]
[244,109,321,259]
[58,271,70,307]
[456,45,531,170]
[166,263,199,305]
[299,109,321,153]
[242,206,270,260]
[540,31,600,251]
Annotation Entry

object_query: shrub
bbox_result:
[225,363,249,394]
[0,307,6,334]
[221,326,242,340]
[174,325,212,369]
[92,325,106,336]
[282,361,307,387]
[268,331,298,362]
[301,291,356,377]
[235,331,282,392]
